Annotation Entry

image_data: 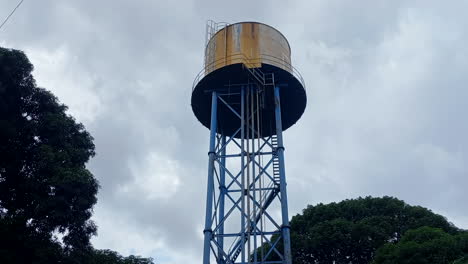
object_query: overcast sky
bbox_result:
[2,0,468,263]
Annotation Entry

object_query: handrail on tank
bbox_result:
[205,20,230,45]
[192,53,306,91]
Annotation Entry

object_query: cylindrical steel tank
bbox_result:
[192,21,306,137]
[204,22,292,74]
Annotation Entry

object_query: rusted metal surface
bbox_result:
[204,22,292,74]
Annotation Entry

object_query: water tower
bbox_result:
[192,21,306,264]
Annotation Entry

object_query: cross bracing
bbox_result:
[202,83,292,264]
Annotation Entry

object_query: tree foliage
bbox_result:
[373,227,468,264]
[291,196,459,264]
[90,249,154,264]
[261,196,460,264]
[453,255,468,264]
[0,46,99,262]
[0,47,154,263]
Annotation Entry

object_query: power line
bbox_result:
[0,0,25,31]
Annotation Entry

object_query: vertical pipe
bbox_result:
[203,91,218,264]
[251,85,258,264]
[218,135,227,263]
[257,89,265,263]
[274,86,292,264]
[240,86,246,264]
[246,86,251,264]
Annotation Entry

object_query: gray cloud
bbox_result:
[2,0,468,262]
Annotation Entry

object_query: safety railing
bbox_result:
[192,53,306,91]
[205,20,230,46]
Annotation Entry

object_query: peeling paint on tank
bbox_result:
[233,24,241,52]
[204,22,293,75]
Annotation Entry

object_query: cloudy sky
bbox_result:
[2,0,468,262]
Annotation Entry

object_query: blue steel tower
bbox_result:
[192,21,306,264]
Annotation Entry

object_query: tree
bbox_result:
[90,249,155,264]
[454,256,468,264]
[373,227,468,264]
[0,47,99,263]
[261,196,460,264]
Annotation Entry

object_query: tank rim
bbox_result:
[192,55,306,93]
[191,63,307,138]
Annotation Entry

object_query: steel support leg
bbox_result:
[203,91,218,264]
[274,86,292,264]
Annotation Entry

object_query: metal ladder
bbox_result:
[264,72,275,86]
[271,135,281,185]
[228,65,279,264]
[242,63,265,86]
[229,135,282,263]
[242,65,275,87]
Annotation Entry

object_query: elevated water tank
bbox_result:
[192,21,306,138]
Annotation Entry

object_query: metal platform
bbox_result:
[191,63,306,138]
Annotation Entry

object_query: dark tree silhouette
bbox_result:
[0,47,155,263]
[0,47,99,262]
[259,196,461,264]
[0,47,156,264]
[90,249,155,264]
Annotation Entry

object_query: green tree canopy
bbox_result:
[373,227,468,264]
[261,196,460,264]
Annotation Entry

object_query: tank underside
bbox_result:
[191,64,306,138]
